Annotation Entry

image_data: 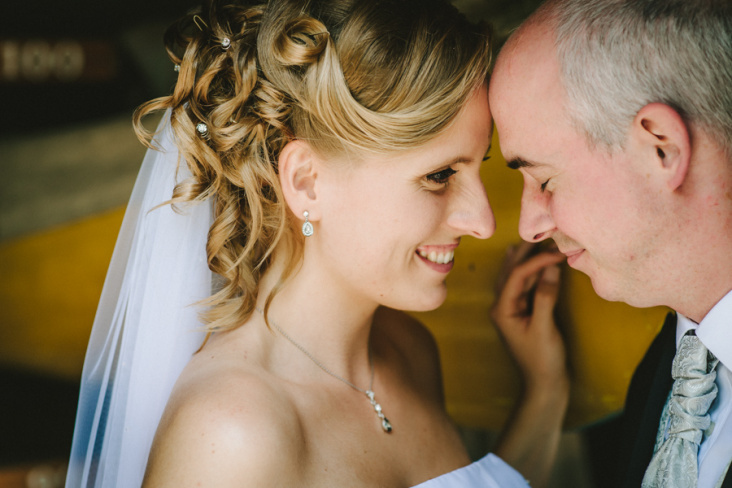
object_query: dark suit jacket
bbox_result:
[618,312,732,487]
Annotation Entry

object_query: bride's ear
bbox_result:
[278,140,321,221]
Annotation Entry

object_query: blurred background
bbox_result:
[0,0,666,486]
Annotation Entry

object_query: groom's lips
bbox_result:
[563,249,584,267]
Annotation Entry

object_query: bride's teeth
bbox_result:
[419,250,455,264]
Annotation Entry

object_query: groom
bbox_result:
[488,0,732,486]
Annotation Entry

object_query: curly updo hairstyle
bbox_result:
[134,0,492,332]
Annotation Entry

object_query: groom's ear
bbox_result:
[631,103,691,191]
[278,140,321,221]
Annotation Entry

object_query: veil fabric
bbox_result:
[66,111,212,487]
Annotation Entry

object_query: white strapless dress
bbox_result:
[412,453,530,488]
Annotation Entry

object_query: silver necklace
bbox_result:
[256,307,392,433]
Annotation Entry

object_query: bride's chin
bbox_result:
[399,287,449,313]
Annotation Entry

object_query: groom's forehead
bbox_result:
[491,32,568,121]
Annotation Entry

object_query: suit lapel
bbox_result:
[722,466,732,487]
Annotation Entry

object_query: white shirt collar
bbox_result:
[676,289,732,370]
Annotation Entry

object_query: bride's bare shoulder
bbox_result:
[143,337,304,487]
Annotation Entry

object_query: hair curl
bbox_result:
[134,0,492,332]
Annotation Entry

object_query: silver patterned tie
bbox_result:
[642,331,719,488]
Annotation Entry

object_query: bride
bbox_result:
[66,0,568,486]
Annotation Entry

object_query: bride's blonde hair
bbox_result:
[134,0,492,331]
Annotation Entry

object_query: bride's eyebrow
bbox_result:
[423,141,493,173]
[429,156,471,172]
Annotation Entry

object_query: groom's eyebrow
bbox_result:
[506,157,535,170]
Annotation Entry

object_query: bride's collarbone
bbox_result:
[185,316,466,484]
[280,383,468,486]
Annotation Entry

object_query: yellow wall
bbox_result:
[0,208,124,378]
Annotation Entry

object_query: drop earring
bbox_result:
[302,211,314,237]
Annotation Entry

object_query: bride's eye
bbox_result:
[426,167,458,186]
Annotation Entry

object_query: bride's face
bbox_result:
[313,85,495,311]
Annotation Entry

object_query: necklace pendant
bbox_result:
[257,309,389,432]
[366,390,393,433]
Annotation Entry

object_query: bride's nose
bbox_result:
[446,175,495,239]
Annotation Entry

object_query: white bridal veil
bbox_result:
[66,111,213,487]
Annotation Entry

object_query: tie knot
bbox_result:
[673,333,718,380]
[642,331,721,487]
[667,332,719,441]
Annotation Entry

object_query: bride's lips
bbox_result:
[416,244,458,273]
